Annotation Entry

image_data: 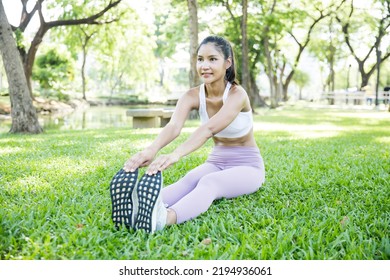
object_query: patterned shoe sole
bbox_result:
[134,172,163,233]
[109,168,138,229]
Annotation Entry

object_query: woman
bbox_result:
[110,35,265,233]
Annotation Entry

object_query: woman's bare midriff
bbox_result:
[212,129,257,147]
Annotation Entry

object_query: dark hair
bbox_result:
[197,35,239,85]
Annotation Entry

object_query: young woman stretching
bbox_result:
[110,35,265,233]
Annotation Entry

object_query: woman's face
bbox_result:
[197,43,231,84]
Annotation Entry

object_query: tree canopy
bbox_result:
[1,0,389,133]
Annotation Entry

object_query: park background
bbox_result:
[0,0,389,261]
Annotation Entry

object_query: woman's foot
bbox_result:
[134,171,167,233]
[109,168,138,229]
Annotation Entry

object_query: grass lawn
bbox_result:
[0,107,389,260]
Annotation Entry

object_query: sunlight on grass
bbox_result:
[328,111,389,119]
[0,146,24,155]
[96,138,151,152]
[375,136,390,144]
[128,128,164,135]
[254,122,342,139]
[12,175,51,192]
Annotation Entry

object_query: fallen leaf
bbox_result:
[340,216,349,225]
[201,238,212,245]
[181,251,189,256]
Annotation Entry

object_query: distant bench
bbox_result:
[321,91,390,106]
[126,108,174,128]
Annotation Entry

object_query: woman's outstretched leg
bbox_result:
[161,162,220,207]
[169,165,264,224]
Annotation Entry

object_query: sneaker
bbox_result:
[155,197,168,231]
[109,168,138,229]
[134,171,167,233]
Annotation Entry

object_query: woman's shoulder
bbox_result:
[229,83,246,95]
[181,85,201,100]
[227,84,248,101]
[175,85,201,109]
[227,84,251,110]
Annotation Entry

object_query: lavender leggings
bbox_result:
[162,146,265,224]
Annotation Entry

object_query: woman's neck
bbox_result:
[204,80,228,98]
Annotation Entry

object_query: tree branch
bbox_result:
[223,0,236,21]
[46,0,122,29]
[270,0,277,14]
[335,13,362,64]
[17,0,42,32]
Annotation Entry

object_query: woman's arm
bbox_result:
[146,86,247,174]
[124,89,198,172]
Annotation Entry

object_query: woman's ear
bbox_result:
[225,57,232,69]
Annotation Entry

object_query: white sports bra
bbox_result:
[198,82,253,138]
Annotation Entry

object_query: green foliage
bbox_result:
[33,47,74,100]
[154,0,188,59]
[83,2,158,96]
[0,108,389,260]
[48,0,120,21]
[14,28,27,52]
[292,69,310,89]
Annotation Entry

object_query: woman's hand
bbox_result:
[146,152,180,175]
[123,148,157,172]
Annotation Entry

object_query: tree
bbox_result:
[213,0,266,108]
[187,0,201,88]
[1,0,122,133]
[279,0,346,101]
[261,0,281,108]
[90,7,158,100]
[50,0,126,101]
[336,0,390,89]
[53,24,100,101]
[292,69,310,100]
[11,0,122,98]
[0,1,42,133]
[79,28,96,100]
[154,0,188,88]
[241,0,253,109]
[309,14,349,92]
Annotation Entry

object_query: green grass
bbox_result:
[0,107,389,260]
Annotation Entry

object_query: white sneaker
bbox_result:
[134,171,166,233]
[155,196,167,231]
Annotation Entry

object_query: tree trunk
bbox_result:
[282,70,294,101]
[24,22,49,99]
[187,0,200,88]
[250,73,267,107]
[0,2,42,134]
[81,44,87,100]
[241,0,250,92]
[329,46,335,91]
[159,58,165,86]
[360,71,370,90]
[353,58,376,90]
[263,32,278,108]
[80,29,94,101]
[241,0,256,111]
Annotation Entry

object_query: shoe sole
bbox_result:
[134,172,163,233]
[109,168,138,229]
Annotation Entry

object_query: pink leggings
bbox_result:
[162,146,265,224]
